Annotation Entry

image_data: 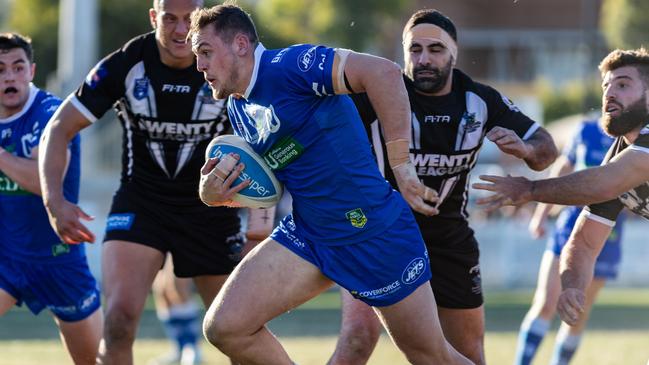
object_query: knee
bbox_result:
[202,313,243,354]
[333,317,381,363]
[103,305,140,344]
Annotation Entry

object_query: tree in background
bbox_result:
[601,0,649,49]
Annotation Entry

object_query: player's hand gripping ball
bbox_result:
[205,135,283,208]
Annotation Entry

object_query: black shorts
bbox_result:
[426,233,483,309]
[103,188,243,278]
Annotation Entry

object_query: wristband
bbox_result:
[386,139,410,169]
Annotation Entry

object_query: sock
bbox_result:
[158,301,201,355]
[550,328,582,365]
[514,317,550,365]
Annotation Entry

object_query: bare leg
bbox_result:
[203,239,333,365]
[437,306,485,365]
[99,240,165,365]
[375,284,474,365]
[328,289,381,365]
[55,308,103,365]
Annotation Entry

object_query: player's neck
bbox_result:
[238,52,256,96]
[623,124,645,144]
[156,43,194,70]
[0,102,25,119]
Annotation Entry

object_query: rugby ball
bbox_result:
[205,135,283,208]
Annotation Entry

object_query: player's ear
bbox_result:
[233,33,250,56]
[29,62,36,81]
[149,8,158,29]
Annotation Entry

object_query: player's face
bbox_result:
[404,39,453,95]
[150,0,200,67]
[192,26,240,100]
[0,48,35,117]
[601,66,649,136]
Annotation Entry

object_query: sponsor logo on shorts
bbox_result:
[277,216,305,248]
[345,208,367,228]
[297,46,318,72]
[351,280,402,300]
[227,232,245,262]
[469,264,482,295]
[79,290,99,312]
[106,213,135,231]
[401,257,426,285]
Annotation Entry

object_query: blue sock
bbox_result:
[550,328,581,365]
[514,317,550,365]
[158,301,201,354]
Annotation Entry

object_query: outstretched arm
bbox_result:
[528,155,574,238]
[39,101,95,244]
[487,126,557,171]
[338,51,438,216]
[557,214,611,325]
[472,148,649,210]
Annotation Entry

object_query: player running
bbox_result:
[191,4,474,365]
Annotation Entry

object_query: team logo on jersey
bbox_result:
[85,63,108,90]
[461,112,481,133]
[345,208,367,228]
[133,77,149,100]
[501,94,521,112]
[401,257,426,285]
[297,46,318,72]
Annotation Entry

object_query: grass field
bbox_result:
[0,288,647,365]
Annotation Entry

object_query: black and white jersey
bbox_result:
[354,70,540,242]
[585,125,649,224]
[70,32,230,206]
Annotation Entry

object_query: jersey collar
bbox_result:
[0,83,39,124]
[243,43,265,99]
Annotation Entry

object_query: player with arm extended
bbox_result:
[473,48,649,326]
[190,3,474,365]
[328,9,557,365]
[0,32,102,365]
[514,118,625,365]
[38,1,265,364]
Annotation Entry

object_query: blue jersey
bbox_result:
[0,84,83,261]
[227,44,403,245]
[555,119,624,243]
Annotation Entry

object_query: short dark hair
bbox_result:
[189,2,258,44]
[403,9,457,43]
[599,48,649,87]
[0,32,33,63]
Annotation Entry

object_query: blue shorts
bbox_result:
[547,229,621,279]
[0,254,101,322]
[271,205,431,307]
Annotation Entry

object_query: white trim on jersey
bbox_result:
[0,84,39,124]
[411,112,421,150]
[629,144,649,155]
[580,209,616,227]
[147,140,171,178]
[174,142,196,178]
[436,175,460,209]
[455,91,488,151]
[244,43,266,99]
[68,95,99,123]
[370,120,386,177]
[116,101,135,177]
[522,122,541,141]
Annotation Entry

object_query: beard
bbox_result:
[601,93,649,137]
[407,59,453,94]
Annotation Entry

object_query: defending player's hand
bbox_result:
[557,288,586,325]
[199,153,249,207]
[472,174,533,212]
[392,162,439,216]
[45,199,96,244]
[486,126,531,160]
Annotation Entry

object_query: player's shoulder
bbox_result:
[100,32,153,70]
[263,43,329,71]
[633,123,649,148]
[31,87,61,117]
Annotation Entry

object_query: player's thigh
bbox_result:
[193,274,228,307]
[374,283,448,351]
[0,288,17,316]
[55,308,103,349]
[532,251,561,302]
[340,288,381,332]
[437,305,485,349]
[102,240,165,311]
[206,238,332,334]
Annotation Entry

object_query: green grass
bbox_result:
[0,288,647,364]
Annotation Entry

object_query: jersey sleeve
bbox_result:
[279,44,337,97]
[484,87,540,140]
[584,198,625,226]
[71,48,128,122]
[629,126,649,155]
